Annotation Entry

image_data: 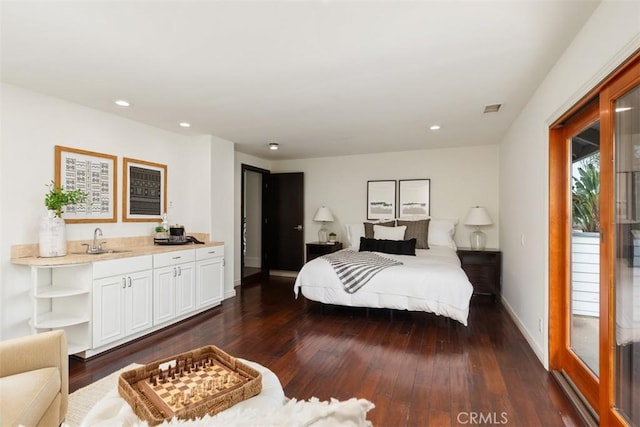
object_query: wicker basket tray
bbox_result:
[118,346,262,425]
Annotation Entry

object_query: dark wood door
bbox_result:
[268,172,304,271]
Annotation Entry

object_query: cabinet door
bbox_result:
[126,270,153,335]
[153,266,175,325]
[175,262,196,317]
[93,276,125,348]
[196,257,224,309]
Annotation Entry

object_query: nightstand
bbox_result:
[306,242,343,262]
[457,248,502,301]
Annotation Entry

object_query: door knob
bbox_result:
[293,225,303,231]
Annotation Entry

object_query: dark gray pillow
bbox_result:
[363,221,395,239]
[396,219,430,249]
[359,237,416,256]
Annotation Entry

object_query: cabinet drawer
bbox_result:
[153,249,195,268]
[93,255,153,279]
[462,264,497,293]
[196,245,224,261]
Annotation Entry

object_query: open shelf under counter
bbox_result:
[33,311,90,329]
[33,286,91,299]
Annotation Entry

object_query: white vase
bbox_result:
[39,211,67,257]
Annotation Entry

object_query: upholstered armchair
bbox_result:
[0,330,68,426]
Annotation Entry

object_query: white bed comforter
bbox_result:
[294,246,474,325]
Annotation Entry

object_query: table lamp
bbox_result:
[464,206,492,250]
[313,206,334,243]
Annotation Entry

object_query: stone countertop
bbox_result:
[10,234,223,267]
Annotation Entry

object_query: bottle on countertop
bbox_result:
[161,212,169,232]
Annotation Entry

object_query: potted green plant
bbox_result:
[44,181,87,218]
[40,181,87,257]
[328,232,337,243]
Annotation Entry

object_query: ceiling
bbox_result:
[1,1,600,160]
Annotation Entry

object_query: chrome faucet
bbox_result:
[82,227,105,253]
[93,227,103,251]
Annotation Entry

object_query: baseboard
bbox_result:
[501,296,546,368]
[234,279,241,287]
[224,289,237,299]
[269,270,298,278]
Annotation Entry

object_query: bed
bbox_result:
[293,218,474,326]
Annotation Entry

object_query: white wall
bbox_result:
[272,145,500,251]
[499,1,640,367]
[1,84,213,339]
[207,135,236,300]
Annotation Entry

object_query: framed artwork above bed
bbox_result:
[399,179,430,216]
[366,180,396,220]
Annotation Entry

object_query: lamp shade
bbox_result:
[464,206,492,226]
[313,206,334,222]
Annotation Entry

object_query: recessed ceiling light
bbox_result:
[429,125,441,131]
[268,143,279,151]
[179,122,191,128]
[114,99,131,107]
[483,104,502,113]
[615,107,632,112]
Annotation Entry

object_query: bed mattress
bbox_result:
[294,245,474,325]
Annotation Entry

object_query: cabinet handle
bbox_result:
[172,256,181,260]
[178,266,182,276]
[208,251,216,254]
[173,268,177,277]
[223,258,225,267]
[122,277,126,289]
[127,277,132,287]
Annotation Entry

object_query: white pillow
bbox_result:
[428,218,458,249]
[345,223,365,249]
[374,224,407,241]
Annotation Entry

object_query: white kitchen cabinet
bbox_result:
[196,245,224,309]
[14,243,225,358]
[92,256,153,349]
[153,249,196,325]
[29,263,92,355]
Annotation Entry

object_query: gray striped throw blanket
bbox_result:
[322,250,403,294]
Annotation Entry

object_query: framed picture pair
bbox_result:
[366,179,430,220]
[54,145,167,223]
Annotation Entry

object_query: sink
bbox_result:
[71,249,131,255]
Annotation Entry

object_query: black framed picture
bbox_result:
[398,179,430,217]
[367,180,396,220]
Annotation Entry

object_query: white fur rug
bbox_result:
[64,361,374,427]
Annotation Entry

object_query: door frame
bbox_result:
[240,164,270,284]
[549,51,640,426]
[549,101,600,411]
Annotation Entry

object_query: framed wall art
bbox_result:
[366,180,396,220]
[54,145,117,223]
[123,157,167,222]
[398,179,430,217]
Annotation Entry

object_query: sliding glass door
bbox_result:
[551,53,640,426]
[610,75,640,427]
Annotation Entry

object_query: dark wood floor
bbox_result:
[69,277,584,426]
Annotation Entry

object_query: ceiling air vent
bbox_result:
[483,104,502,113]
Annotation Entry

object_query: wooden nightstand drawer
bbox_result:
[457,248,502,301]
[306,242,343,262]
